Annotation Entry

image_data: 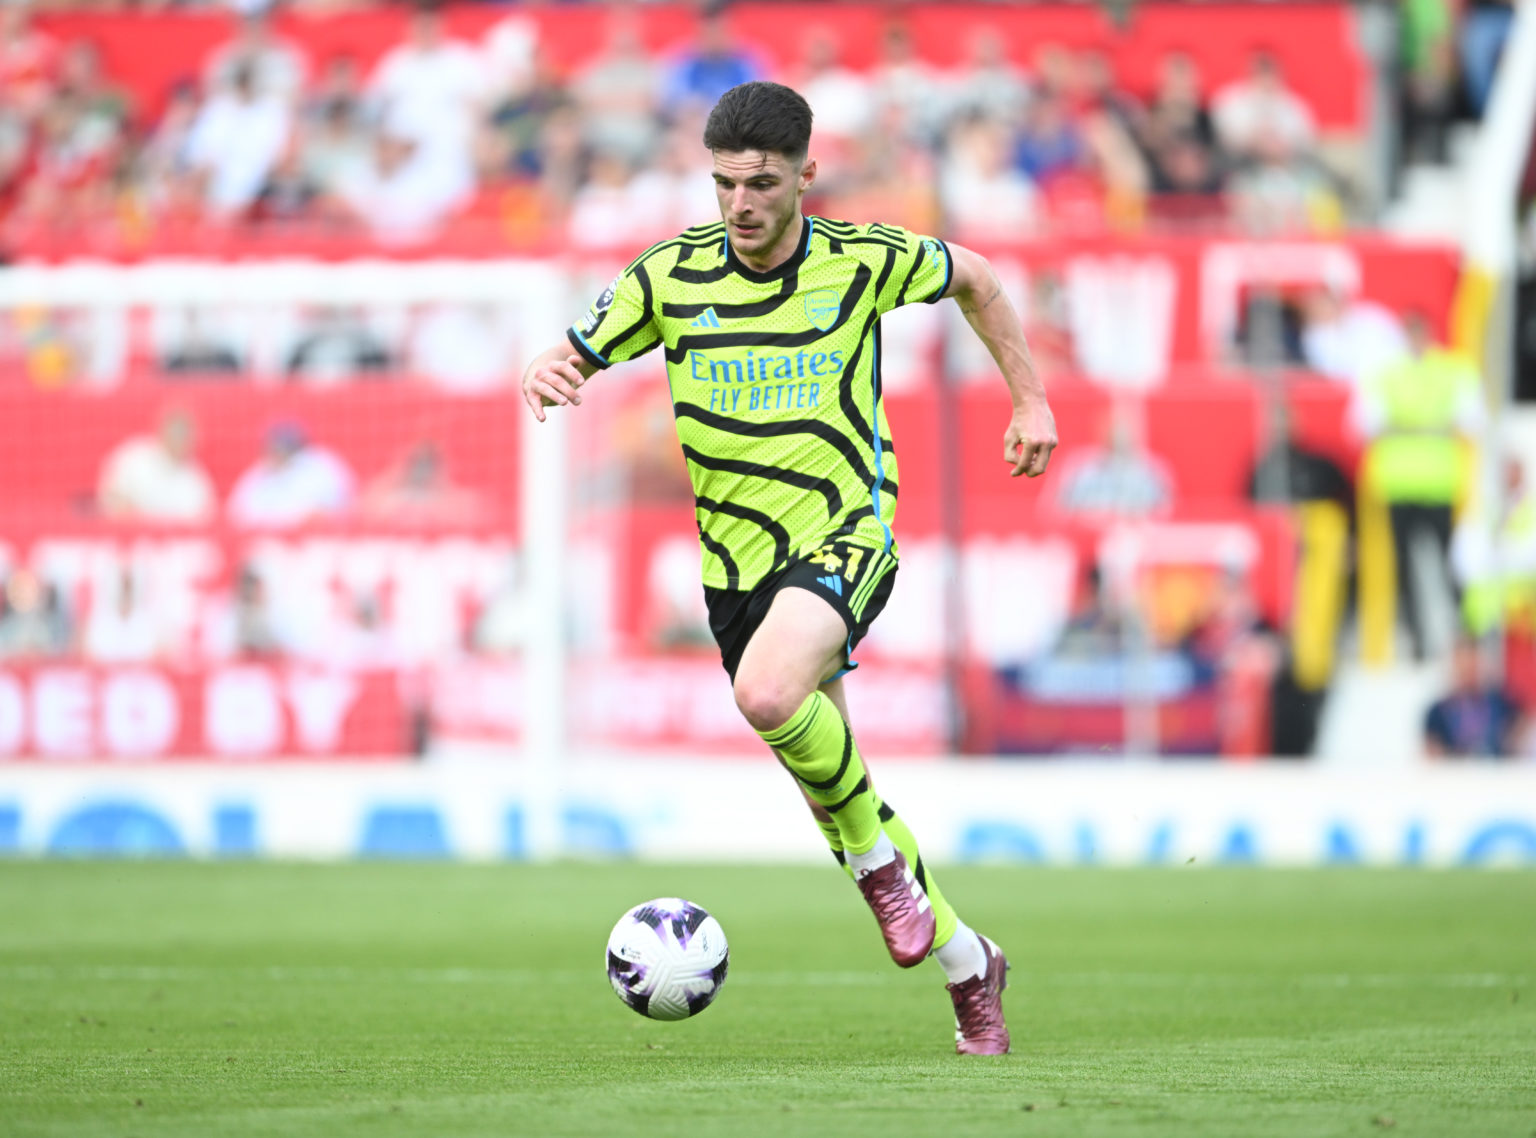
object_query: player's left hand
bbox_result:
[1004,397,1057,478]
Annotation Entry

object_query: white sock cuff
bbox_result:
[935,920,987,983]
[845,830,896,876]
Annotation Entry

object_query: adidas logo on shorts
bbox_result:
[816,574,843,597]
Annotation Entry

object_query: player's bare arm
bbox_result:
[944,243,1058,478]
[520,343,597,423]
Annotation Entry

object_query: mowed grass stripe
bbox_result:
[0,963,1528,988]
[0,863,1532,1138]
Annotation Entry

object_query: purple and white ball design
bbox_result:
[605,898,729,1021]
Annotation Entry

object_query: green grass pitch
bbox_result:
[1,863,1532,1137]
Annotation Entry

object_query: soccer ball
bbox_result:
[605,898,729,1021]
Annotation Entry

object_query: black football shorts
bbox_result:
[704,538,898,682]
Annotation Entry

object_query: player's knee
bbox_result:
[733,672,808,734]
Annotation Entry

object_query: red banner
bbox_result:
[0,664,406,759]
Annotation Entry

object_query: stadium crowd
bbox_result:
[1,0,1532,759]
[0,0,1376,247]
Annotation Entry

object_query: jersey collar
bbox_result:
[724,215,813,283]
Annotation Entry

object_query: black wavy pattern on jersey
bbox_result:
[813,218,906,253]
[829,251,896,452]
[596,261,660,361]
[660,272,798,320]
[696,526,740,588]
[893,244,933,307]
[668,263,733,285]
[663,263,871,363]
[696,496,791,572]
[673,403,874,490]
[680,444,843,517]
[623,228,725,275]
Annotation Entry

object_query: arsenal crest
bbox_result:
[803,289,840,332]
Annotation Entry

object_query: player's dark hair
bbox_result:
[703,82,813,162]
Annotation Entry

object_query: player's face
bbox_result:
[711,149,815,265]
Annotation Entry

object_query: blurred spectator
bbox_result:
[573,11,660,166]
[1212,51,1316,161]
[250,139,322,224]
[55,40,132,139]
[97,407,217,522]
[297,99,369,200]
[1300,284,1410,394]
[303,53,364,127]
[205,563,290,658]
[324,591,398,671]
[1053,564,1127,659]
[0,1,57,122]
[1073,49,1140,134]
[794,28,873,150]
[869,22,946,146]
[1183,569,1281,756]
[1460,0,1515,119]
[285,306,394,383]
[1227,132,1341,236]
[1020,269,1078,379]
[1047,403,1173,517]
[362,440,486,524]
[0,568,71,659]
[366,4,485,202]
[941,115,1039,242]
[1077,109,1150,226]
[335,129,468,246]
[819,101,939,232]
[134,82,201,207]
[10,86,124,228]
[567,151,642,249]
[84,570,159,664]
[661,8,763,121]
[1359,312,1486,661]
[1398,0,1456,164]
[159,307,243,375]
[1013,92,1082,184]
[628,124,719,235]
[183,63,291,217]
[485,52,572,183]
[1247,404,1353,515]
[1146,136,1226,222]
[1454,456,1536,639]
[1031,43,1074,105]
[947,28,1030,126]
[1141,52,1218,156]
[1141,53,1226,222]
[1247,404,1354,755]
[227,421,356,528]
[203,10,307,106]
[480,11,539,106]
[0,95,28,206]
[1423,636,1524,757]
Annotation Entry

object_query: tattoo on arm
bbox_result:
[960,284,1003,316]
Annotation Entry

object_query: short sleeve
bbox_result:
[878,227,954,314]
[567,263,661,370]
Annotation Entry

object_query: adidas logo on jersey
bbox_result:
[816,574,844,597]
[690,307,722,329]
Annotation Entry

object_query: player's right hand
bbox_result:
[522,353,587,422]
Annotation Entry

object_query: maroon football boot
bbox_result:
[854,849,935,968]
[948,935,1010,1055]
